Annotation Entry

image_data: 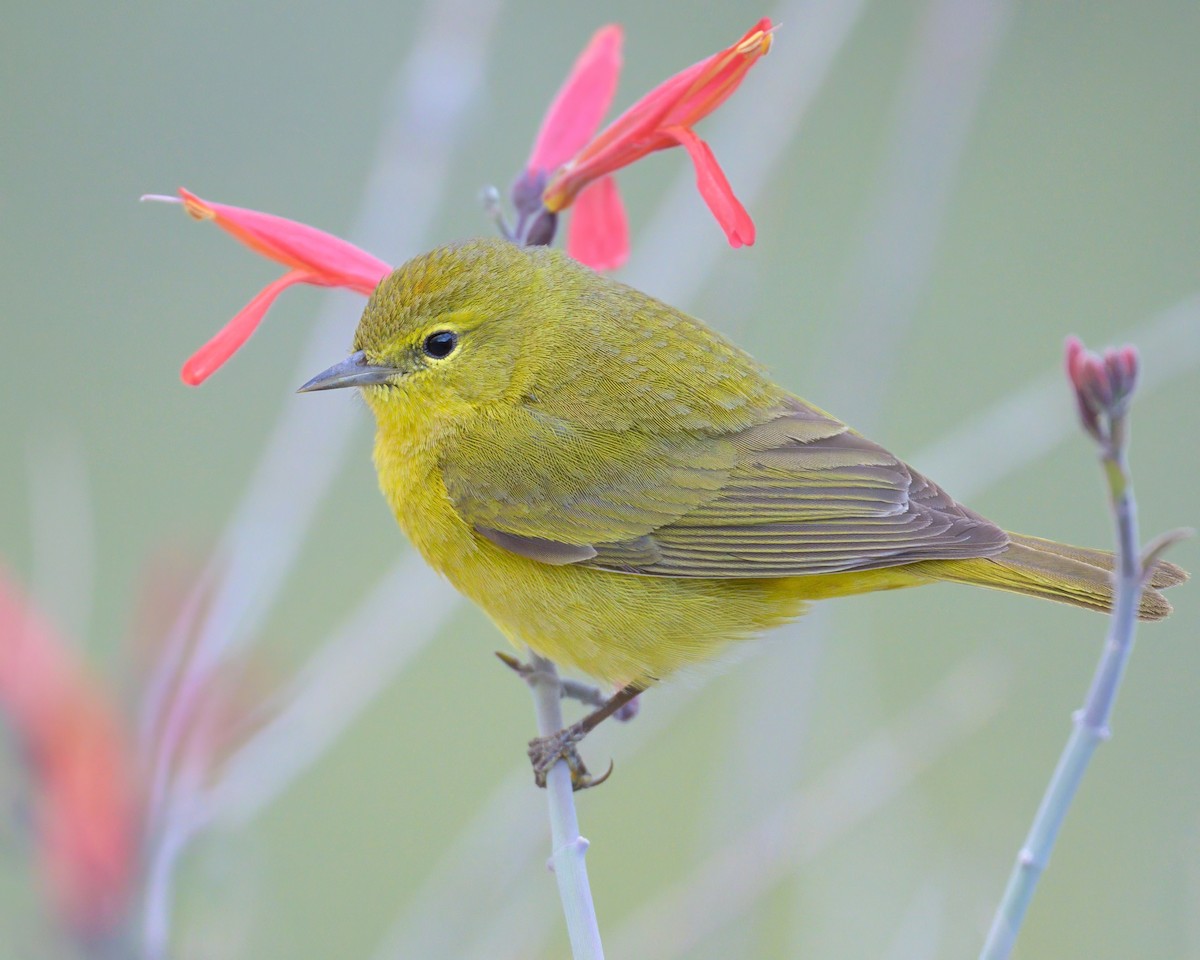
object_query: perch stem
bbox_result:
[526,652,606,960]
[979,412,1142,959]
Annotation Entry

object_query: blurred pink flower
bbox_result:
[0,567,139,937]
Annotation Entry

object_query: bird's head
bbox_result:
[299,238,557,430]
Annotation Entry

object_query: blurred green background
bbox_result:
[2,1,1198,957]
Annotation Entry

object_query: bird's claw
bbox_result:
[528,723,613,791]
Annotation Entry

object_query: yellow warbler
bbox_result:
[300,238,1184,779]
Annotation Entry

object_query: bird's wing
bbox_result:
[441,403,740,549]
[444,397,1008,577]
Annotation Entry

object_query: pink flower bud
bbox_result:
[1064,335,1141,445]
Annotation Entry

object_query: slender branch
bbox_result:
[141,768,210,960]
[496,650,615,710]
[979,341,1152,959]
[525,653,606,960]
[371,686,700,960]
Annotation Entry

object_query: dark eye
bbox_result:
[422,330,458,359]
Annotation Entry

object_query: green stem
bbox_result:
[979,432,1141,959]
[527,653,606,960]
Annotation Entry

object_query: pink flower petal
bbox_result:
[663,125,754,247]
[0,566,69,728]
[1064,335,1087,390]
[543,19,772,214]
[664,18,774,129]
[175,189,392,293]
[181,270,311,385]
[566,176,629,271]
[528,25,624,175]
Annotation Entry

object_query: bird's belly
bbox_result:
[381,456,809,685]
[452,546,813,686]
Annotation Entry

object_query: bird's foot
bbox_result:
[497,651,638,790]
[527,721,614,791]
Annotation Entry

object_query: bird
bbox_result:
[299,237,1186,786]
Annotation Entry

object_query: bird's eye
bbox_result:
[422,330,458,359]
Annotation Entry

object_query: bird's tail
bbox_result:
[912,533,1188,621]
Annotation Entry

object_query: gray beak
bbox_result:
[297,350,398,392]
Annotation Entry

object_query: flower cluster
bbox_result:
[0,567,139,938]
[516,18,772,269]
[149,18,771,386]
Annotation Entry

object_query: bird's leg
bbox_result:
[527,682,644,791]
[496,651,639,713]
[497,653,643,790]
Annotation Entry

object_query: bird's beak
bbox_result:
[297,350,398,393]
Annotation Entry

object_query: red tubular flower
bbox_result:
[510,26,626,267]
[566,175,629,272]
[542,19,773,253]
[0,568,139,938]
[145,189,393,385]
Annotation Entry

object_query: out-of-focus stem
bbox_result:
[207,557,456,823]
[137,0,501,953]
[609,654,1007,960]
[979,414,1143,960]
[526,653,606,960]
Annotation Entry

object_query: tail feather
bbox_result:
[912,532,1188,622]
[1007,533,1188,590]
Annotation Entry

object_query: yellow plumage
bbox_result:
[303,238,1186,687]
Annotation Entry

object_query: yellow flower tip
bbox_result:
[178,190,216,222]
[541,181,569,214]
[737,26,773,59]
